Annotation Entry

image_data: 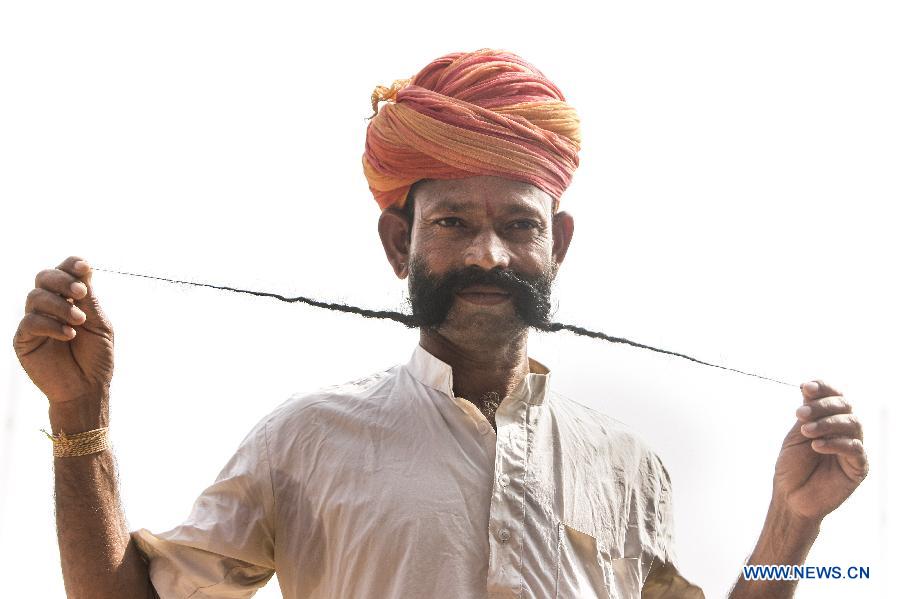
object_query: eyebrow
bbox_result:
[500,204,546,220]
[425,198,547,220]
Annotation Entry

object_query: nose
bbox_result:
[463,228,510,271]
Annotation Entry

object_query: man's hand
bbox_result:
[773,379,869,522]
[13,256,114,432]
[728,380,868,598]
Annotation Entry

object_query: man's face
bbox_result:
[403,175,561,341]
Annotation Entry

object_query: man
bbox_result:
[13,49,868,599]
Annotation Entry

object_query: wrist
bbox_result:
[769,495,822,535]
[48,394,109,435]
[747,497,821,565]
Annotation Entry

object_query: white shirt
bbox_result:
[132,343,704,598]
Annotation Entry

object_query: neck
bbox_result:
[418,327,531,425]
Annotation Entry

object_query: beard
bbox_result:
[406,253,557,332]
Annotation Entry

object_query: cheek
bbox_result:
[411,226,444,252]
[514,238,554,266]
[413,230,464,264]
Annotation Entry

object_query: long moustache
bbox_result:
[89,266,799,387]
[406,262,555,329]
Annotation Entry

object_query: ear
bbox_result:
[551,210,575,267]
[378,206,412,279]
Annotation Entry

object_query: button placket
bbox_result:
[486,398,528,595]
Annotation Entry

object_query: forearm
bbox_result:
[727,498,820,599]
[51,403,155,599]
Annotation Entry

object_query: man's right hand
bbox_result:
[13,256,114,431]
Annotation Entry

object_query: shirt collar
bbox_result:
[404,342,552,406]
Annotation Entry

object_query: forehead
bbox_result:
[412,175,553,217]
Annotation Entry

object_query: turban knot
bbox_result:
[362,48,582,211]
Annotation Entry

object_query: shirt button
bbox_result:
[498,528,511,542]
[498,473,510,487]
[477,422,491,435]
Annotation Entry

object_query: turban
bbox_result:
[362,48,582,211]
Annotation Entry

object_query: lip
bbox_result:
[457,286,511,306]
[458,285,510,295]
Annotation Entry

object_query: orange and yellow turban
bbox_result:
[362,48,582,211]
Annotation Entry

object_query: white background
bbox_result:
[1,2,897,597]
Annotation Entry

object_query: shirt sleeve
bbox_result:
[131,418,276,599]
[639,450,706,599]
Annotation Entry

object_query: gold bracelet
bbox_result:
[41,427,111,458]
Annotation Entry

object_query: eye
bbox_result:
[509,220,539,230]
[435,217,465,227]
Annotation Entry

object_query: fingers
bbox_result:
[809,437,868,474]
[799,413,863,442]
[18,256,110,350]
[794,379,868,477]
[55,255,93,290]
[796,394,853,422]
[21,258,91,347]
[17,312,78,342]
[53,256,107,327]
[800,379,842,402]
[25,288,87,326]
[34,265,87,301]
[795,380,862,442]
[810,437,865,458]
[57,257,95,309]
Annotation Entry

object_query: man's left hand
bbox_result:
[772,379,869,523]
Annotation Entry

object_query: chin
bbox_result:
[439,308,527,341]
